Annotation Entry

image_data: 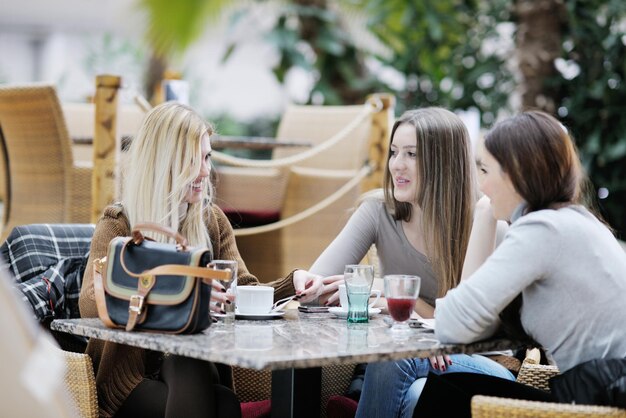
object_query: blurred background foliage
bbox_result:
[139,0,626,236]
[553,0,626,236]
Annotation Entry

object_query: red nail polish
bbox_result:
[448,360,452,366]
[441,365,446,372]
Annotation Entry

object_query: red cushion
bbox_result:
[241,399,271,418]
[327,395,358,418]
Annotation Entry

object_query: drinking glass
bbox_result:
[384,275,421,338]
[344,264,375,323]
[208,260,238,324]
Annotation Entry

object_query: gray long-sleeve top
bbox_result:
[309,198,438,307]
[436,204,626,372]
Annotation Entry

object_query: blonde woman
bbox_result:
[79,102,323,418]
[297,108,514,418]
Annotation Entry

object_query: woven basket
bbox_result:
[515,359,559,392]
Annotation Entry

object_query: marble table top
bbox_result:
[51,310,518,370]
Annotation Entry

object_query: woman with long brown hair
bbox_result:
[297,108,515,418]
[413,110,626,416]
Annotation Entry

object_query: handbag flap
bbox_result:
[104,237,211,305]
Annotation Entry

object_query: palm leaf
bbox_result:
[138,0,233,57]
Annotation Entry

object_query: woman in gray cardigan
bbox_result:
[372,110,626,417]
[298,108,515,418]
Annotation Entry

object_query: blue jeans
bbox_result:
[354,354,515,418]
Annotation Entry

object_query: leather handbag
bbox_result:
[92,223,230,334]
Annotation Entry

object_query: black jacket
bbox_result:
[550,357,626,408]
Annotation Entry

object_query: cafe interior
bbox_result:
[1,1,625,417]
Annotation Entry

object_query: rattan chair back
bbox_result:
[0,84,92,241]
[273,104,371,170]
[472,394,626,417]
[63,351,99,418]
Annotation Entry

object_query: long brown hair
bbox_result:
[383,108,477,297]
[484,110,583,213]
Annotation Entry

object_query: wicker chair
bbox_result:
[0,84,92,241]
[472,395,626,417]
[217,103,375,282]
[471,350,626,418]
[62,351,99,418]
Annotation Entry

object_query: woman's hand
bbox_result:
[292,270,345,304]
[430,355,452,372]
[209,280,235,313]
[319,275,344,306]
[292,270,324,303]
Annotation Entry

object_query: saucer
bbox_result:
[328,307,381,319]
[235,311,286,320]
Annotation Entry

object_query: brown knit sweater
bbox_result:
[79,203,295,417]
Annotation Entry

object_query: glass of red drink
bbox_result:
[384,275,421,339]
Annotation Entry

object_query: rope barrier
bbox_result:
[233,163,373,236]
[211,103,375,169]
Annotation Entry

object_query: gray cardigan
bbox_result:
[309,198,438,306]
[436,204,626,372]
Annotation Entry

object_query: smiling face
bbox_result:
[389,123,418,205]
[476,141,524,221]
[184,133,212,204]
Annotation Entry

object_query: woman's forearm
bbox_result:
[461,196,498,281]
[414,298,435,318]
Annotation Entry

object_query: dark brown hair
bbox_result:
[484,110,582,213]
[383,108,476,297]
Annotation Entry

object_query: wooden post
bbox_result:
[362,93,395,191]
[92,75,121,223]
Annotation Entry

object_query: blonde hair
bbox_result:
[122,102,214,247]
[383,108,477,297]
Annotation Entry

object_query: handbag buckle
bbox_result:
[129,294,145,315]
[93,257,107,274]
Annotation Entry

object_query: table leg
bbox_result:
[271,367,322,418]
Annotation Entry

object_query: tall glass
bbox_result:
[344,264,375,323]
[208,260,238,324]
[384,275,421,339]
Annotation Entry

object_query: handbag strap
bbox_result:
[139,264,231,282]
[119,236,232,282]
[132,222,189,250]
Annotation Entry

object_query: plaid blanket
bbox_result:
[0,224,94,321]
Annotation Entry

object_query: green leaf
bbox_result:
[138,0,230,57]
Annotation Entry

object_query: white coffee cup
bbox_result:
[338,284,381,311]
[236,286,274,314]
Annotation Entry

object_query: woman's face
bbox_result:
[477,143,524,221]
[184,134,212,204]
[389,123,418,205]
